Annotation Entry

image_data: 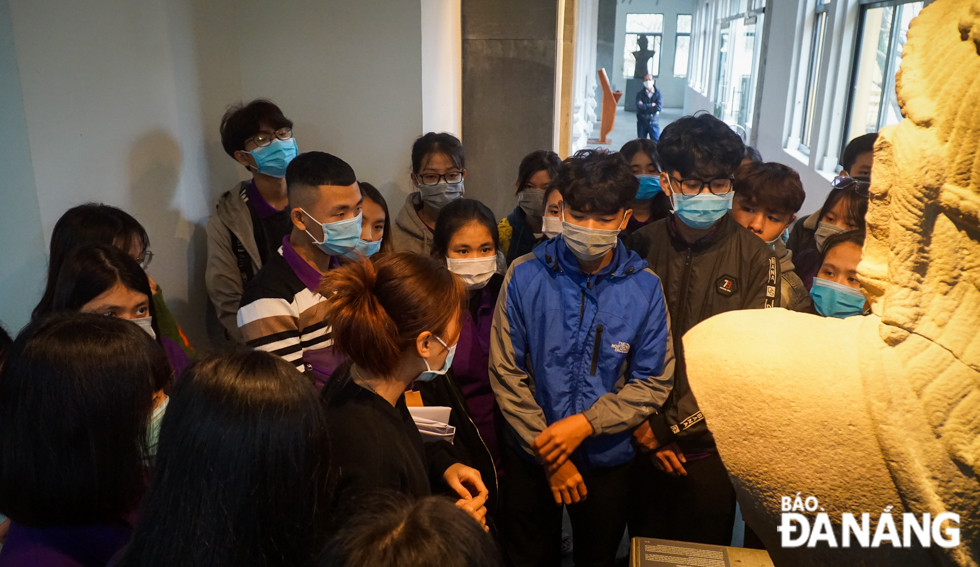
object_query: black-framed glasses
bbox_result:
[831,175,870,197]
[668,174,734,196]
[247,128,293,148]
[417,171,465,186]
[138,250,154,270]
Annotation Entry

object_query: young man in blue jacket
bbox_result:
[490,150,675,567]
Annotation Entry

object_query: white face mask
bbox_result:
[560,208,625,262]
[131,316,156,340]
[644,80,654,89]
[446,255,498,290]
[815,221,847,253]
[542,216,563,239]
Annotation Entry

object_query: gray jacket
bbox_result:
[391,193,432,255]
[774,240,814,313]
[205,181,261,343]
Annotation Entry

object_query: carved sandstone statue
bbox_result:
[685,1,980,565]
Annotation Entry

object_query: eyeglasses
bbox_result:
[417,171,464,187]
[138,250,154,270]
[831,175,870,197]
[247,128,293,148]
[667,174,734,196]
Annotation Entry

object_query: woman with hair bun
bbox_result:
[319,252,489,531]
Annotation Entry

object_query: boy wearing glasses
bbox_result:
[206,99,298,343]
[625,113,779,546]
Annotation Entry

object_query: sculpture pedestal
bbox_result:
[624,78,645,112]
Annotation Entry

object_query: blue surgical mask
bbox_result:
[301,209,362,257]
[417,334,456,382]
[344,238,383,259]
[671,192,734,230]
[145,395,169,463]
[250,138,298,178]
[810,278,867,318]
[635,174,662,200]
[766,228,790,250]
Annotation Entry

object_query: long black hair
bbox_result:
[817,182,869,231]
[514,150,561,195]
[118,350,332,567]
[0,313,160,526]
[431,198,499,260]
[359,181,393,254]
[411,132,465,175]
[33,203,150,319]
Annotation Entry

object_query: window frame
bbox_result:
[797,1,831,155]
[623,13,665,80]
[674,14,693,78]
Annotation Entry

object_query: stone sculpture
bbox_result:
[684,1,980,565]
[632,34,655,79]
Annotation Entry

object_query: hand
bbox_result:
[532,414,593,469]
[653,442,687,477]
[146,273,159,296]
[442,462,489,501]
[0,519,9,544]
[455,490,489,531]
[547,460,587,505]
[632,420,661,452]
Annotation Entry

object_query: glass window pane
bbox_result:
[626,13,664,34]
[677,14,692,34]
[674,35,690,78]
[801,12,827,147]
[624,33,663,79]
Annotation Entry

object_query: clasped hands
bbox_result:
[531,414,593,506]
[632,420,687,477]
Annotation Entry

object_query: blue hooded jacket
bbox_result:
[489,236,675,472]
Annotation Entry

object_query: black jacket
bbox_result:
[626,214,780,451]
[636,87,663,122]
[500,207,544,266]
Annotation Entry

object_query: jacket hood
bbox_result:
[394,192,429,240]
[215,181,252,227]
[535,235,648,280]
[774,239,795,272]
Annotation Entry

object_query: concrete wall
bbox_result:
[612,0,695,109]
[595,0,616,79]
[461,0,558,218]
[0,0,424,341]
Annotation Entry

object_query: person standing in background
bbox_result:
[498,150,561,266]
[635,74,662,141]
[206,100,298,344]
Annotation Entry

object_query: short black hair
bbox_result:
[286,152,358,202]
[657,112,745,179]
[817,179,869,229]
[33,203,150,319]
[820,229,866,264]
[744,146,763,163]
[431,198,499,260]
[515,150,561,195]
[0,313,158,526]
[551,150,637,215]
[219,99,293,158]
[318,494,504,567]
[117,350,332,567]
[619,138,662,170]
[733,161,806,215]
[840,133,878,172]
[358,182,393,254]
[412,132,465,174]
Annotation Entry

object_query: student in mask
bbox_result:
[348,182,390,259]
[787,133,876,255]
[635,74,662,141]
[541,184,564,240]
[731,161,813,312]
[810,230,869,318]
[490,150,674,567]
[207,100,298,343]
[421,199,505,512]
[39,243,188,380]
[392,133,467,254]
[318,252,490,531]
[498,150,561,265]
[238,152,362,388]
[0,313,163,567]
[116,351,331,567]
[319,495,504,567]
[624,113,779,547]
[33,203,194,359]
[791,176,869,290]
[619,139,671,239]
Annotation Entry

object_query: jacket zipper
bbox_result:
[446,375,499,502]
[589,324,604,376]
[579,290,586,327]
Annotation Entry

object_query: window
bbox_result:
[674,15,692,78]
[623,13,664,79]
[842,1,923,152]
[799,2,830,152]
[713,9,765,134]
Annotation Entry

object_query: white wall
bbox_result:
[612,0,696,109]
[0,0,424,342]
[421,0,462,136]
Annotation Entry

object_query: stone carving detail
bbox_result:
[684,1,980,565]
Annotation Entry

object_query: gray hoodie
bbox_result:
[391,193,433,255]
[774,240,814,313]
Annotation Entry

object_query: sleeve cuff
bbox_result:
[581,406,604,436]
[648,413,675,446]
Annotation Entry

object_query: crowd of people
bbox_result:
[0,98,878,567]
